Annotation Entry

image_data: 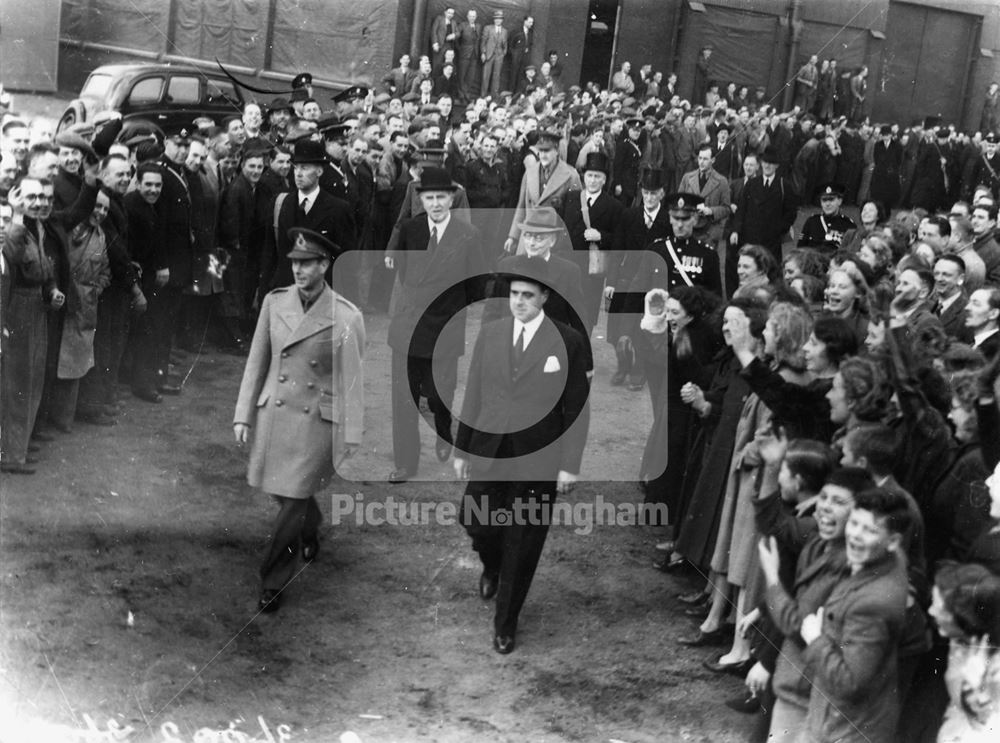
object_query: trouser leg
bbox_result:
[390,351,423,472]
[260,496,311,591]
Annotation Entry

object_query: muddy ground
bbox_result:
[0,303,755,743]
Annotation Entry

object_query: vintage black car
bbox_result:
[57,63,245,133]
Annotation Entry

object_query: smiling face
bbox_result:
[665,297,692,335]
[845,508,898,572]
[736,255,761,286]
[803,332,831,374]
[814,483,854,541]
[824,270,858,315]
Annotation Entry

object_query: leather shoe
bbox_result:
[492,634,515,654]
[1,462,36,475]
[257,589,281,613]
[684,603,711,618]
[677,626,732,647]
[654,555,689,573]
[301,539,319,562]
[703,655,755,677]
[725,693,762,715]
[677,590,710,606]
[479,572,498,600]
[435,438,452,462]
[133,388,162,404]
[388,468,414,483]
[158,383,182,396]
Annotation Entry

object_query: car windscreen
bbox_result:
[80,73,113,98]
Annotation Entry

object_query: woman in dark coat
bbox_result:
[639,287,722,531]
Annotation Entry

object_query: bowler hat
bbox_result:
[936,126,950,139]
[878,124,892,136]
[415,166,458,192]
[517,207,564,234]
[286,228,339,260]
[268,96,293,114]
[291,138,328,165]
[638,168,664,192]
[664,192,703,214]
[759,146,781,164]
[582,152,609,175]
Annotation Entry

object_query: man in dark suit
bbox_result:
[457,9,481,103]
[966,286,1000,361]
[480,10,508,99]
[933,254,972,343]
[605,168,672,387]
[259,139,356,296]
[731,146,798,267]
[507,16,534,93]
[455,254,590,654]
[430,7,459,72]
[564,152,623,334]
[385,167,483,483]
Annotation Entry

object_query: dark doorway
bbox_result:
[579,0,620,89]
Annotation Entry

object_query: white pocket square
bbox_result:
[543,355,561,373]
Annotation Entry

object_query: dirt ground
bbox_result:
[0,301,757,743]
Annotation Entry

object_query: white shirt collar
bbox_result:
[644,204,660,222]
[513,309,546,349]
[975,327,999,346]
[938,291,961,312]
[298,186,320,212]
[427,212,452,239]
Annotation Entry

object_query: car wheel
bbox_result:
[57,105,83,133]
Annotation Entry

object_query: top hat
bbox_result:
[286,228,339,260]
[517,207,564,234]
[291,72,313,90]
[878,124,893,136]
[582,152,609,175]
[291,138,328,165]
[638,168,664,191]
[415,166,458,192]
[664,192,704,214]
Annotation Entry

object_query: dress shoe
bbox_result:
[388,468,414,483]
[725,693,762,715]
[492,634,515,654]
[1,463,36,475]
[654,555,689,573]
[479,572,498,600]
[133,388,162,404]
[435,438,452,462]
[609,370,627,386]
[31,431,56,442]
[677,626,733,647]
[684,603,711,618]
[703,655,755,677]
[677,590,710,606]
[158,383,182,396]
[301,539,319,562]
[257,589,281,613]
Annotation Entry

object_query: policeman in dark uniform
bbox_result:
[970,131,1000,200]
[629,192,722,297]
[316,116,350,202]
[798,181,856,253]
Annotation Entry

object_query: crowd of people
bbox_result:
[3,10,1000,738]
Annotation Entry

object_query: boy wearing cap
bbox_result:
[798,182,856,252]
[235,227,364,613]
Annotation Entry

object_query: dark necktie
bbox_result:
[699,172,707,190]
[429,225,439,250]
[764,178,771,190]
[512,325,526,371]
[300,197,308,214]
[587,196,594,208]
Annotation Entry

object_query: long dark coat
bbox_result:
[870,138,903,209]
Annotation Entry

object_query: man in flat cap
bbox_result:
[52,131,97,217]
[480,10,508,99]
[798,181,856,253]
[235,227,364,613]
[454,254,589,655]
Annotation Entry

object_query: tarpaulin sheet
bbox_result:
[676,5,784,97]
[61,0,169,52]
[172,0,267,69]
[270,0,398,84]
[796,21,869,71]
